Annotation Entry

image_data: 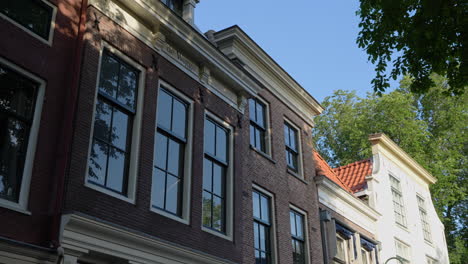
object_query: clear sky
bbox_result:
[195,0,399,103]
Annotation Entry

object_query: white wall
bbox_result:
[368,152,449,264]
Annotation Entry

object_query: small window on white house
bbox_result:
[426,255,438,264]
[334,223,355,264]
[417,195,432,243]
[360,237,378,264]
[0,59,44,214]
[390,175,407,227]
[395,239,411,263]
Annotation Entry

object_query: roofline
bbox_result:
[368,133,437,184]
[213,25,324,116]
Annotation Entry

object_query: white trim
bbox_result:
[0,0,57,46]
[149,80,194,225]
[201,111,234,241]
[283,117,304,179]
[289,204,311,264]
[0,58,45,215]
[252,184,278,264]
[84,41,146,204]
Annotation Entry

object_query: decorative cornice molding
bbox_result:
[60,214,236,264]
[369,133,437,184]
[212,26,324,126]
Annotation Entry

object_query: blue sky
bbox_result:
[195,0,399,103]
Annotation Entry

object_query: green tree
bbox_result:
[356,0,467,95]
[313,75,467,263]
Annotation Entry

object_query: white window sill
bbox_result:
[150,207,189,225]
[84,182,135,204]
[0,199,31,215]
[201,226,232,241]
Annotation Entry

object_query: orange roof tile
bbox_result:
[313,151,353,193]
[333,159,372,193]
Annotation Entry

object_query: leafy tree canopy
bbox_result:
[357,0,467,95]
[313,75,467,263]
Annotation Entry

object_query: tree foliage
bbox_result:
[357,0,467,95]
[313,75,467,263]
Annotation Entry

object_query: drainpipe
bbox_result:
[49,0,88,252]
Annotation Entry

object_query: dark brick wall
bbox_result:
[0,0,82,248]
[63,7,244,262]
[241,88,324,264]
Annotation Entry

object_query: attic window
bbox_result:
[161,0,183,16]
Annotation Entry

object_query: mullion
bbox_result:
[98,90,135,115]
[103,103,116,187]
[157,125,187,143]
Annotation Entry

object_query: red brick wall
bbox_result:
[0,0,82,248]
[241,88,324,264]
[63,7,244,262]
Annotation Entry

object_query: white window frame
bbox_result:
[417,194,432,243]
[426,255,438,264]
[0,0,57,45]
[201,110,234,241]
[249,96,272,157]
[335,233,350,263]
[253,184,278,264]
[394,238,411,263]
[284,118,304,179]
[289,204,310,264]
[149,80,193,225]
[0,57,45,215]
[389,174,407,227]
[84,41,145,204]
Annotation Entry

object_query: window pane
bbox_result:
[0,116,28,202]
[250,124,255,147]
[204,119,215,155]
[259,224,266,250]
[213,163,224,197]
[167,139,181,177]
[157,90,172,130]
[258,129,266,152]
[212,195,223,231]
[215,126,227,161]
[93,99,112,142]
[255,249,261,264]
[111,107,129,150]
[98,53,119,98]
[260,195,269,222]
[289,128,297,150]
[256,102,265,127]
[249,99,256,121]
[165,174,180,215]
[203,158,212,191]
[295,214,303,238]
[154,132,168,170]
[253,222,260,249]
[151,168,165,209]
[255,127,261,150]
[88,140,107,186]
[117,64,137,110]
[253,191,261,219]
[202,191,212,227]
[0,0,53,39]
[0,65,37,118]
[172,99,186,138]
[107,148,126,193]
[284,125,289,146]
[290,211,297,236]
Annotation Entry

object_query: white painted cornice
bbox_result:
[315,175,380,221]
[89,0,262,112]
[369,133,437,184]
[60,214,236,264]
[212,26,324,126]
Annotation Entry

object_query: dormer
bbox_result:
[160,0,199,26]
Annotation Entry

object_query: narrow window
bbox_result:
[426,256,438,264]
[0,64,39,203]
[202,117,228,233]
[417,195,432,242]
[87,50,139,195]
[390,176,407,227]
[253,190,272,264]
[160,0,183,16]
[152,88,188,216]
[284,123,299,172]
[290,210,306,264]
[361,237,377,264]
[0,0,54,40]
[395,239,411,263]
[249,98,267,153]
[335,223,354,263]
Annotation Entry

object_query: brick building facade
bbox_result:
[0,0,325,264]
